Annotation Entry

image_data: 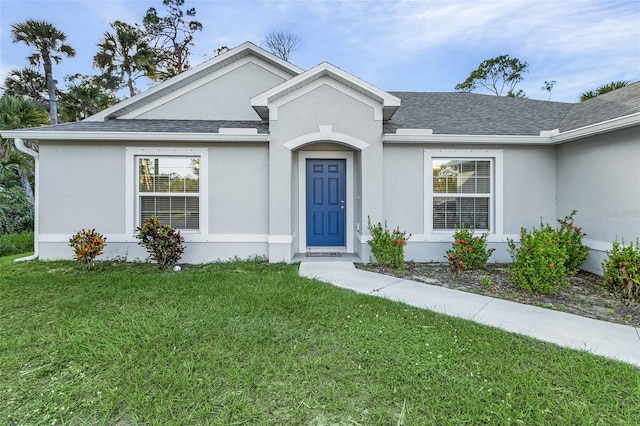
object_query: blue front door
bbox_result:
[306,159,346,247]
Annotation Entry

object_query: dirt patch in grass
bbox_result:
[355,262,640,328]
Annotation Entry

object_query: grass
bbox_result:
[0,255,639,425]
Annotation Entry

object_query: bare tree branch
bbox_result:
[262,30,300,62]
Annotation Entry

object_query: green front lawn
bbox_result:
[1,256,638,425]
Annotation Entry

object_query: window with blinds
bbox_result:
[137,156,200,230]
[432,159,492,230]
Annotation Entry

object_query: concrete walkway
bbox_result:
[299,261,640,368]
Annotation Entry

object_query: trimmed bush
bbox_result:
[69,229,106,267]
[367,217,410,272]
[136,216,185,269]
[556,210,589,273]
[602,239,640,302]
[508,224,569,294]
[446,226,494,275]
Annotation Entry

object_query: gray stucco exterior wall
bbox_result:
[382,144,557,264]
[557,127,640,274]
[132,62,288,121]
[36,141,271,263]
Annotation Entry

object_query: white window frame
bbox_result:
[126,147,209,238]
[424,149,503,239]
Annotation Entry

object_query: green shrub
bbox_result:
[602,239,640,302]
[0,231,34,256]
[508,224,569,294]
[446,226,495,274]
[0,185,33,235]
[69,229,106,267]
[136,216,185,269]
[367,216,410,272]
[556,210,589,273]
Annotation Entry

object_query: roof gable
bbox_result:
[87,42,303,122]
[251,62,401,121]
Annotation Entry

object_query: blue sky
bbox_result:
[1,0,639,103]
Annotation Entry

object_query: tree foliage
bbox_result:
[10,19,76,124]
[580,80,628,102]
[3,67,49,107]
[58,74,120,122]
[142,0,203,81]
[263,29,301,62]
[94,21,156,97]
[0,95,48,224]
[0,183,33,236]
[455,54,529,97]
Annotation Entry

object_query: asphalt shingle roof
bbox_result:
[385,92,575,135]
[558,82,640,131]
[20,119,269,134]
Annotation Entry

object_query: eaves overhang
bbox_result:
[383,133,552,145]
[0,130,269,143]
[550,112,640,144]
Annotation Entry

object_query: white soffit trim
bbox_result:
[550,112,640,144]
[284,125,369,150]
[0,130,269,142]
[251,62,400,120]
[86,41,303,122]
[384,133,550,144]
[218,128,258,135]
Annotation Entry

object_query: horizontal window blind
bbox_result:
[137,156,200,230]
[432,159,492,230]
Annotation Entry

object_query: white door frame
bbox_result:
[298,151,354,253]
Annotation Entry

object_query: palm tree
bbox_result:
[580,81,629,102]
[0,95,49,207]
[10,19,76,124]
[94,21,156,97]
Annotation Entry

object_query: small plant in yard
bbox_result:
[556,210,589,273]
[69,229,106,267]
[508,224,569,294]
[367,216,410,272]
[602,238,640,302]
[480,276,492,288]
[136,216,185,269]
[446,226,494,274]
